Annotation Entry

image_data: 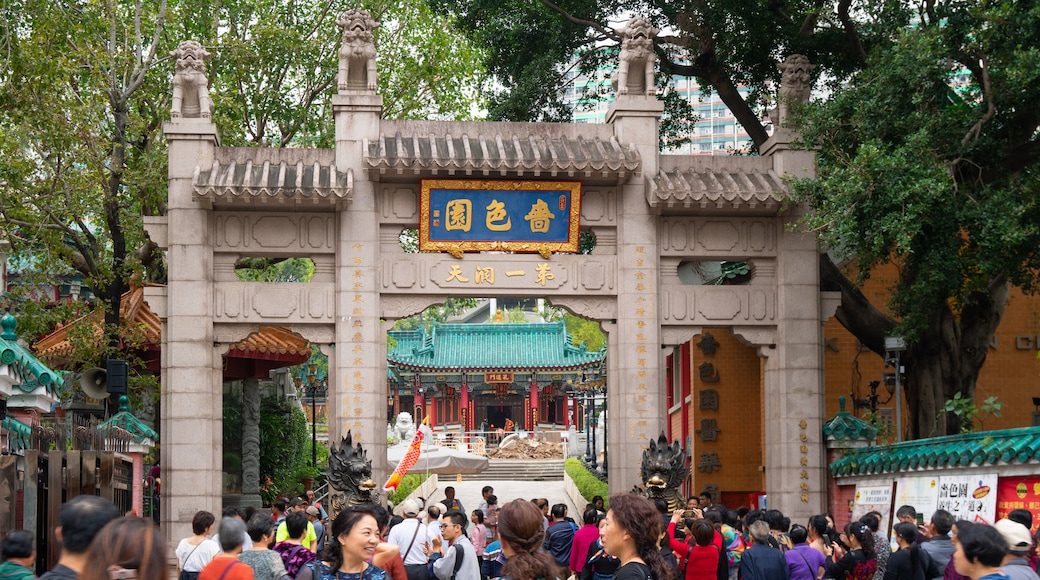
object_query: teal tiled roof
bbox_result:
[388,321,605,372]
[823,396,877,441]
[99,395,158,444]
[829,426,1040,477]
[1,417,32,452]
[0,312,63,396]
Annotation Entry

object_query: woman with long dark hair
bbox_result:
[600,494,674,580]
[297,506,387,580]
[883,522,940,580]
[496,499,559,580]
[825,521,877,580]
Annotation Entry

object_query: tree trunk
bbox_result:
[821,256,1009,438]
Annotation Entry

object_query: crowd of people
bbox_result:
[5,489,1040,580]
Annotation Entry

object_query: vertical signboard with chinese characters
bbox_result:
[419,180,581,256]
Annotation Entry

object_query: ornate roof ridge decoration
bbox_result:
[2,416,32,452]
[829,425,1040,477]
[387,320,606,372]
[99,394,158,445]
[649,165,786,210]
[35,285,163,358]
[192,159,353,206]
[0,312,64,398]
[363,131,641,180]
[822,396,877,442]
[35,286,308,363]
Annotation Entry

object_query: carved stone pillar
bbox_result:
[606,88,665,494]
[241,378,261,506]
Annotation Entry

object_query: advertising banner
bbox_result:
[852,484,894,533]
[996,476,1040,533]
[936,473,998,524]
[894,476,939,524]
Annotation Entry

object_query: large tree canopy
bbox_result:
[430,0,1040,437]
[0,0,483,364]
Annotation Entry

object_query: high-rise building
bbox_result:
[563,63,759,155]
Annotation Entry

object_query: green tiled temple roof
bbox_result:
[99,395,158,444]
[0,312,63,395]
[829,426,1040,477]
[822,397,877,441]
[388,321,605,372]
[1,417,32,452]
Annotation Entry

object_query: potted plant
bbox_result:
[296,464,322,491]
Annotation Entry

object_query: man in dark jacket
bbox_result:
[544,504,576,575]
[740,521,790,580]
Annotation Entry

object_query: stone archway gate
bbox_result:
[150,15,830,541]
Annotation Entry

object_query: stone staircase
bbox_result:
[461,458,565,481]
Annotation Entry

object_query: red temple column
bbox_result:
[413,375,423,422]
[529,375,538,430]
[564,390,570,429]
[461,375,470,432]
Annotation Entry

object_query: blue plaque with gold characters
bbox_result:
[420,180,581,258]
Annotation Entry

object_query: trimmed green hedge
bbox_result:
[565,458,609,509]
[387,473,430,506]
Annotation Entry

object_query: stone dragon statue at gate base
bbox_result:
[327,431,378,519]
[632,432,690,513]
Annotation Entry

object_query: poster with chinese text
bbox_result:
[852,484,894,534]
[893,476,939,524]
[936,473,998,524]
[996,476,1040,533]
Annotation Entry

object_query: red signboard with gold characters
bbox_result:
[996,475,1040,533]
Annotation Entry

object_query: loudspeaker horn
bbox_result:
[79,367,109,400]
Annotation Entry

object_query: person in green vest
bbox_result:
[0,530,36,580]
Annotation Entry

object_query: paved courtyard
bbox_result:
[423,477,584,519]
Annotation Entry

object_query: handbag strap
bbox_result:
[450,544,464,580]
[403,519,422,562]
[217,561,240,580]
[182,542,203,569]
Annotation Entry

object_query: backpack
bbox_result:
[587,548,616,580]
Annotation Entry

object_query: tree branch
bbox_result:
[820,254,897,356]
[961,54,995,147]
[836,0,867,66]
[537,0,617,42]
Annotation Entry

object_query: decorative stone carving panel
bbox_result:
[659,217,777,257]
[660,285,776,325]
[549,296,618,321]
[214,283,335,322]
[581,189,617,225]
[379,186,419,222]
[213,212,336,253]
[381,295,454,320]
[380,254,617,295]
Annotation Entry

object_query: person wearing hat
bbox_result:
[387,499,435,580]
[275,499,318,552]
[995,519,1039,580]
[306,506,326,554]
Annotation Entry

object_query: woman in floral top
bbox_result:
[240,515,290,580]
[273,512,317,577]
[826,521,878,580]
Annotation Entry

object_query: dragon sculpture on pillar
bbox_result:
[632,432,690,513]
[327,430,378,519]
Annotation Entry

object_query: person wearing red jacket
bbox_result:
[669,509,722,580]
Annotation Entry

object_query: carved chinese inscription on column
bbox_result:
[697,451,721,473]
[699,389,719,410]
[698,362,720,383]
[626,245,654,442]
[697,332,719,355]
[696,419,721,442]
[799,418,809,502]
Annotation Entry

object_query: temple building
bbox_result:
[387,320,606,433]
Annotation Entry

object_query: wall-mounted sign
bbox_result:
[420,180,581,257]
[485,372,514,383]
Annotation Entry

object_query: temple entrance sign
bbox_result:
[152,10,826,542]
